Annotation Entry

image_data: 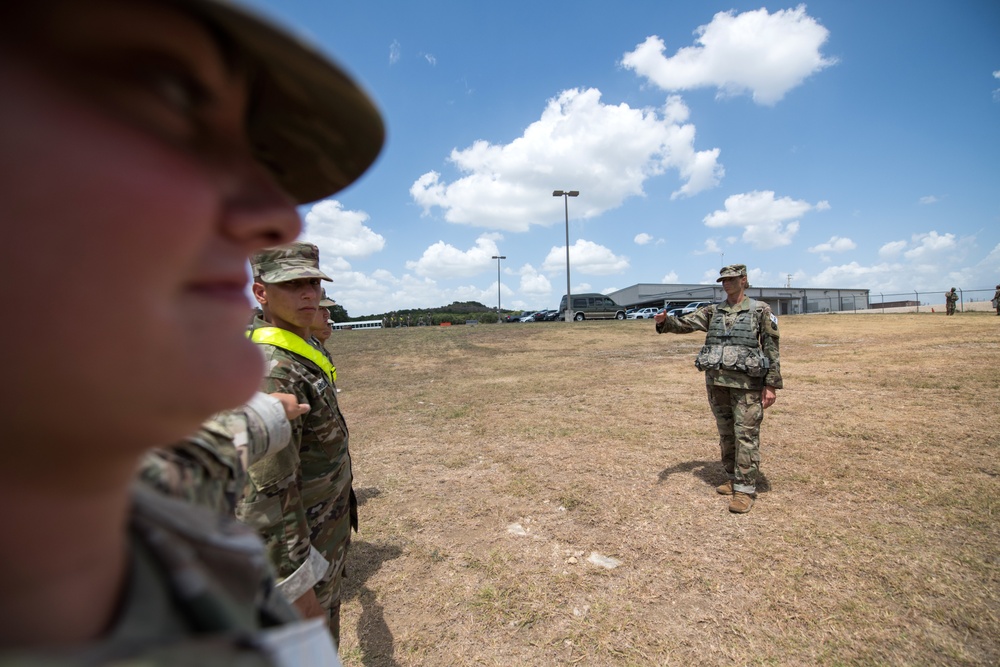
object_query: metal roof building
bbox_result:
[608,283,870,316]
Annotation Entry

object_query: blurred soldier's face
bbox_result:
[312,307,333,342]
[721,276,745,299]
[0,0,301,452]
[253,278,323,338]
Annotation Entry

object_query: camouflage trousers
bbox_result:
[310,488,353,645]
[706,384,763,495]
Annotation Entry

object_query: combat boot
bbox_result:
[715,480,734,495]
[728,491,754,514]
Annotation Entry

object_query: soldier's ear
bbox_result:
[251,281,268,305]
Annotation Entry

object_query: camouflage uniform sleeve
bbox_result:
[137,419,241,515]
[236,354,320,600]
[217,393,292,471]
[655,305,712,334]
[759,304,783,389]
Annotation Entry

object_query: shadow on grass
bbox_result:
[657,459,771,494]
[354,486,382,507]
[344,540,404,667]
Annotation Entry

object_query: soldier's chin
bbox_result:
[180,338,265,418]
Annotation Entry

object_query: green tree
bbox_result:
[328,304,349,323]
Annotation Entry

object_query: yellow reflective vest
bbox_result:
[249,326,337,384]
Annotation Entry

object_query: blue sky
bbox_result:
[247,0,1000,316]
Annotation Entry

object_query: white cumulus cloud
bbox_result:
[805,231,986,294]
[703,190,826,249]
[903,231,956,260]
[635,233,654,245]
[879,240,907,258]
[517,265,553,296]
[541,239,630,276]
[808,236,856,253]
[919,195,939,205]
[302,200,385,258]
[405,235,500,279]
[697,238,724,255]
[621,5,837,105]
[410,88,723,231]
[807,262,897,289]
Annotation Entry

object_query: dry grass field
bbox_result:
[326,313,999,666]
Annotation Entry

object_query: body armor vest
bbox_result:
[695,300,769,377]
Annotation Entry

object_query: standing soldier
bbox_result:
[945,287,958,315]
[244,242,358,645]
[313,291,339,390]
[1,0,382,661]
[315,290,336,345]
[653,264,783,514]
[992,284,1000,316]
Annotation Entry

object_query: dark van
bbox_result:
[558,293,627,321]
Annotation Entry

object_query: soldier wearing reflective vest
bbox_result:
[244,242,357,644]
[653,264,782,514]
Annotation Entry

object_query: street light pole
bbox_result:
[491,254,505,322]
[553,190,579,322]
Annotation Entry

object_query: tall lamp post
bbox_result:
[553,190,579,322]
[491,254,505,322]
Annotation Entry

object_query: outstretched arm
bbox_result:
[654,306,711,334]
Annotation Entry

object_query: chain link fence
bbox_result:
[630,286,998,315]
[863,288,998,314]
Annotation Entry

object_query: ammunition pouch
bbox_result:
[695,344,769,377]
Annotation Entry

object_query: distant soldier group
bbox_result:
[385,312,413,327]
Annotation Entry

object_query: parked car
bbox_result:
[557,293,627,321]
[542,309,561,321]
[627,307,660,320]
[681,301,712,315]
[518,312,537,322]
[668,301,712,317]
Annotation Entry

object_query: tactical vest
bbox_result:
[694,300,769,377]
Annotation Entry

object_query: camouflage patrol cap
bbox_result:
[175,0,384,204]
[319,290,336,307]
[251,242,331,283]
[716,264,748,282]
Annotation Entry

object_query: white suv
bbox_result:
[627,307,660,320]
[670,301,712,316]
